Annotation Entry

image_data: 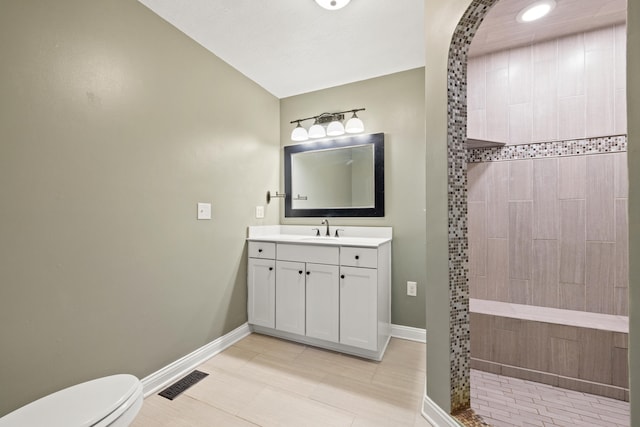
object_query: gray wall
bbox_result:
[279,68,427,328]
[627,1,638,424]
[424,0,473,412]
[0,0,279,416]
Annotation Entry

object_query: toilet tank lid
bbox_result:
[0,374,141,427]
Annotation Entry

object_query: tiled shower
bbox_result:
[466,23,629,402]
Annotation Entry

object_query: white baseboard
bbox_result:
[391,324,426,343]
[421,392,463,427]
[140,322,251,397]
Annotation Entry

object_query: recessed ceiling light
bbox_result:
[314,0,351,11]
[517,0,556,23]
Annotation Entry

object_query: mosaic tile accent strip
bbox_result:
[446,0,499,414]
[453,408,491,427]
[467,135,627,163]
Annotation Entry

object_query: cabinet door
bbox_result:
[276,260,306,335]
[305,263,339,343]
[340,266,378,351]
[247,258,275,328]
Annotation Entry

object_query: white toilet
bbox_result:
[0,374,143,427]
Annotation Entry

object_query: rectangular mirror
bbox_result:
[284,133,384,217]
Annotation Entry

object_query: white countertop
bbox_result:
[247,225,392,248]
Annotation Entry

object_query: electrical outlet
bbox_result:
[197,203,211,220]
[255,205,265,219]
[407,281,417,297]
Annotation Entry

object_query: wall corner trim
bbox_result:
[422,392,464,427]
[391,324,427,343]
[141,323,251,397]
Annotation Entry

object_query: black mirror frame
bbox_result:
[284,133,385,218]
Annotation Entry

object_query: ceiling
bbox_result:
[137,0,627,99]
[137,0,425,98]
[470,0,627,57]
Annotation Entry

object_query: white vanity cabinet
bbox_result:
[247,242,276,328]
[246,231,391,361]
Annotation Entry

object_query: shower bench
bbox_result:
[470,298,629,401]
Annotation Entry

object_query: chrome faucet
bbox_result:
[321,219,330,236]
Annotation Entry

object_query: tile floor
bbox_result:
[132,333,434,427]
[471,369,630,427]
[131,333,631,427]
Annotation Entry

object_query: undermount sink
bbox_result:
[300,237,340,241]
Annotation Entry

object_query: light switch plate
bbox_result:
[197,203,212,220]
[255,205,265,219]
[407,281,417,297]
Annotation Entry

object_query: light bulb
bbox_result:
[308,122,326,139]
[345,112,364,133]
[314,0,351,11]
[517,0,555,23]
[326,119,345,136]
[291,123,309,142]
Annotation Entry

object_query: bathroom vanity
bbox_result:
[247,225,392,360]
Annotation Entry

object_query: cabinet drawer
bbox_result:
[277,244,339,265]
[340,247,377,268]
[249,241,276,259]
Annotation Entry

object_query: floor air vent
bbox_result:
[158,370,209,400]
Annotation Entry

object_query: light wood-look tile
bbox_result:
[615,198,629,289]
[521,321,549,372]
[133,335,432,427]
[468,201,487,278]
[509,201,533,280]
[467,55,486,111]
[531,240,559,308]
[578,329,613,385]
[614,152,628,199]
[616,287,629,317]
[612,347,629,388]
[615,23,627,134]
[615,88,627,135]
[488,238,510,301]
[133,394,259,427]
[508,46,532,105]
[558,96,587,140]
[487,161,510,238]
[559,199,586,285]
[585,48,615,137]
[486,68,509,142]
[488,49,509,71]
[238,387,354,427]
[509,279,529,305]
[469,274,488,299]
[509,159,533,201]
[585,242,615,314]
[615,24,627,91]
[532,41,558,142]
[467,108,487,140]
[549,336,580,377]
[559,283,585,311]
[585,25,615,52]
[471,313,494,361]
[508,102,532,145]
[493,327,519,366]
[470,298,628,333]
[558,156,586,200]
[533,158,558,239]
[310,374,420,426]
[557,33,585,98]
[586,154,615,241]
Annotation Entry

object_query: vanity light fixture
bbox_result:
[291,121,309,142]
[289,108,366,142]
[314,0,351,11]
[517,0,556,23]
